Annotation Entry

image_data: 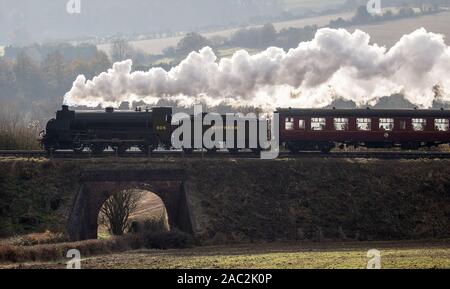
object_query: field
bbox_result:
[2,240,449,269]
[282,0,346,10]
[217,47,261,58]
[348,11,450,47]
[270,11,353,30]
[98,9,450,62]
[97,11,354,56]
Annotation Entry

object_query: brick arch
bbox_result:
[67,170,193,241]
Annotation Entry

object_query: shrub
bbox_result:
[0,230,196,264]
[128,216,168,235]
[11,231,67,247]
[142,229,195,249]
[0,235,143,263]
[130,215,194,249]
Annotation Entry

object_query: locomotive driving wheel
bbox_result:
[251,148,262,156]
[182,147,194,154]
[206,147,218,154]
[138,144,156,155]
[90,144,106,155]
[72,144,84,154]
[228,148,239,155]
[114,144,129,155]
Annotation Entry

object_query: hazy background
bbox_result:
[0,0,450,149]
[0,0,343,45]
[4,0,447,46]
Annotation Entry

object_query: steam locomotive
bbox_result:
[41,105,265,154]
[41,105,173,154]
[41,105,450,154]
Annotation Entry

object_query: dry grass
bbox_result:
[0,235,142,263]
[3,240,449,269]
[1,231,67,247]
[0,104,41,150]
[0,218,192,264]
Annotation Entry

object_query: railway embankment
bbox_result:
[0,157,449,242]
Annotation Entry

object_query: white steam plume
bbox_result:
[64,28,450,110]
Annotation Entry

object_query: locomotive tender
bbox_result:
[41,105,450,154]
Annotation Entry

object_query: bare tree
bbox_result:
[99,190,143,236]
[111,39,134,62]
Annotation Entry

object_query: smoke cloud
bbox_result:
[64,28,450,110]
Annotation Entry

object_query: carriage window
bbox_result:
[298,119,305,130]
[412,118,426,131]
[334,118,349,131]
[311,118,326,131]
[435,119,449,131]
[379,118,394,131]
[285,117,294,130]
[357,118,371,131]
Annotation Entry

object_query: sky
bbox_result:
[0,0,287,45]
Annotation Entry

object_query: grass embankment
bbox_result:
[1,158,450,243]
[2,240,449,269]
[0,159,81,237]
[187,158,450,243]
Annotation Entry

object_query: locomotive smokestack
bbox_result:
[62,105,69,111]
[105,107,114,113]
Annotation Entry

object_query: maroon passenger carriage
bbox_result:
[277,108,450,153]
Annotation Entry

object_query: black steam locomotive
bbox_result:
[41,105,265,154]
[41,105,173,154]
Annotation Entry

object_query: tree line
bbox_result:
[0,44,112,149]
[158,4,443,62]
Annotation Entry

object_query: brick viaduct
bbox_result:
[67,169,194,241]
